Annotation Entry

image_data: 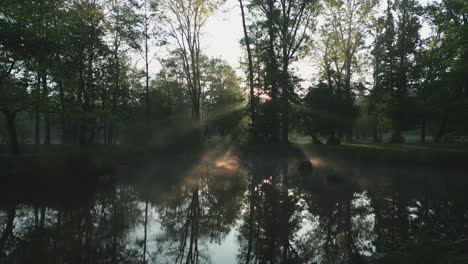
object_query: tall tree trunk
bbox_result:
[144,0,151,130]
[434,113,448,143]
[373,118,380,143]
[39,207,46,228]
[103,124,108,144]
[391,127,404,143]
[58,81,66,144]
[244,174,256,264]
[143,200,149,264]
[88,126,96,145]
[35,107,40,145]
[420,119,426,143]
[34,205,39,228]
[344,199,354,258]
[0,205,16,256]
[281,161,290,261]
[108,124,114,145]
[42,71,51,145]
[281,0,289,143]
[281,57,289,143]
[391,105,404,143]
[192,99,202,145]
[3,110,19,155]
[344,54,354,143]
[267,0,279,143]
[239,0,256,138]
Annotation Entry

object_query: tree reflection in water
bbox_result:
[1,148,468,264]
[154,160,246,264]
[0,186,142,264]
[237,151,311,264]
[236,149,468,264]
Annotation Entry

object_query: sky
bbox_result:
[204,0,244,70]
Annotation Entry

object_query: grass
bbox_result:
[295,140,468,167]
[2,136,468,168]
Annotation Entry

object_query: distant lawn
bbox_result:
[295,140,468,167]
[346,142,468,153]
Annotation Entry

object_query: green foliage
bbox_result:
[299,81,359,142]
[0,0,467,151]
[203,58,246,140]
[371,0,423,142]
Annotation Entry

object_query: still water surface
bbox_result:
[1,146,467,263]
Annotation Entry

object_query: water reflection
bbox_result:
[0,186,142,264]
[1,147,468,263]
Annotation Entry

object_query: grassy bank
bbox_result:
[296,141,468,167]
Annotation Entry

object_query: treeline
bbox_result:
[1,0,467,155]
[238,0,467,144]
[311,0,467,144]
[0,0,149,154]
[0,0,244,154]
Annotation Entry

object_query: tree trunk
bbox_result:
[3,110,19,155]
[79,123,87,146]
[108,124,113,145]
[103,124,108,145]
[434,114,448,143]
[391,113,404,143]
[281,92,289,144]
[43,111,51,145]
[345,129,353,143]
[372,116,380,142]
[267,0,279,143]
[0,205,16,255]
[192,99,201,122]
[35,107,40,145]
[88,126,96,145]
[58,80,66,144]
[192,99,202,144]
[344,199,354,258]
[344,52,354,143]
[39,207,46,228]
[143,200,149,263]
[244,174,256,264]
[144,0,151,133]
[42,71,51,145]
[239,0,256,139]
[391,128,404,143]
[281,52,290,144]
[420,119,426,143]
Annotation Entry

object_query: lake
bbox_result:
[1,144,467,263]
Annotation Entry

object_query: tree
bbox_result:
[301,81,342,144]
[0,77,28,155]
[276,0,317,143]
[0,0,43,153]
[372,0,422,143]
[391,0,421,142]
[163,0,225,124]
[320,0,378,142]
[425,0,468,142]
[244,0,316,143]
[203,58,246,140]
[105,0,141,144]
[239,0,257,140]
[138,0,162,139]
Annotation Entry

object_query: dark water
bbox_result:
[1,145,468,264]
